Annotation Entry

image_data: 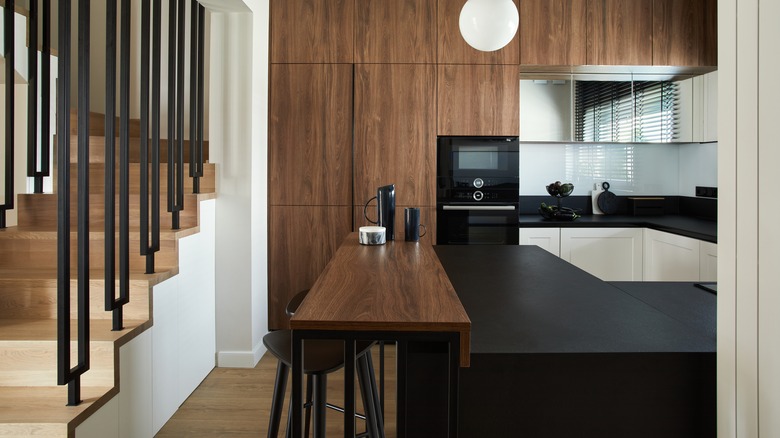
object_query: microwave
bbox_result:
[437,136,519,181]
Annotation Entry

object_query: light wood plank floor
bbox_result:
[156,345,396,437]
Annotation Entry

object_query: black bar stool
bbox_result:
[264,290,384,438]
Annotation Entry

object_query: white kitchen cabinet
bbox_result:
[692,71,718,142]
[644,229,701,281]
[560,228,644,281]
[519,227,561,257]
[699,240,718,282]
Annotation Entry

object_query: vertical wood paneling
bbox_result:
[586,0,653,65]
[268,206,352,329]
[437,64,520,136]
[354,0,436,63]
[653,0,717,66]
[269,64,353,206]
[437,0,520,64]
[520,0,587,66]
[270,0,354,63]
[353,64,436,207]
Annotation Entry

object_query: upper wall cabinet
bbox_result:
[354,64,437,207]
[653,0,717,66]
[587,0,653,65]
[355,0,437,63]
[438,65,521,136]
[520,0,587,66]
[270,0,354,63]
[269,64,353,206]
[437,0,520,64]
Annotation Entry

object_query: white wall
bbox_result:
[718,0,780,436]
[519,141,716,197]
[207,0,269,368]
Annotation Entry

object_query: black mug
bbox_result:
[404,208,427,242]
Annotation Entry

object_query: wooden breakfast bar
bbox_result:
[290,233,471,438]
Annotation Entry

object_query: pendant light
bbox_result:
[459,0,519,52]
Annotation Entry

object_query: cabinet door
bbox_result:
[269,64,353,206]
[354,64,436,207]
[437,64,520,136]
[700,241,717,282]
[519,228,561,257]
[437,0,520,64]
[355,0,437,63]
[560,228,644,281]
[270,0,354,63]
[653,0,717,67]
[643,229,700,281]
[520,0,587,66]
[587,0,653,65]
[268,206,352,329]
[692,71,718,142]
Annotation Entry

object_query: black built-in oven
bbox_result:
[437,136,520,245]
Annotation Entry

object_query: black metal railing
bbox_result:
[0,0,210,406]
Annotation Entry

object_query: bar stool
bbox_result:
[264,290,384,438]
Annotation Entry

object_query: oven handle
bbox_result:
[442,205,516,211]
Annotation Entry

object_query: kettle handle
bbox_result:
[363,196,378,224]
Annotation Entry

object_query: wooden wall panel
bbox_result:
[653,0,718,66]
[269,64,353,206]
[268,206,352,329]
[270,0,354,63]
[437,64,520,136]
[587,0,653,65]
[437,0,520,64]
[353,64,436,208]
[355,0,437,63]
[520,0,587,66]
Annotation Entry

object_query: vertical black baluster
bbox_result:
[152,0,161,253]
[196,3,205,193]
[27,0,39,191]
[40,0,51,193]
[57,0,72,401]
[105,0,119,330]
[175,0,185,230]
[1,0,15,228]
[188,0,198,193]
[118,0,131,331]
[167,0,177,226]
[76,0,91,403]
[140,0,153,273]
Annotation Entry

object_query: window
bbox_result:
[574,81,680,143]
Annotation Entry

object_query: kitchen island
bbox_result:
[435,245,715,438]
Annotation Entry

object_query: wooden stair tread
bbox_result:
[0,319,149,342]
[0,266,176,282]
[0,385,116,424]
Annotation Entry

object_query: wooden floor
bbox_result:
[156,344,397,437]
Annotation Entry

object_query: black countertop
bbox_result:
[434,245,716,355]
[518,213,717,243]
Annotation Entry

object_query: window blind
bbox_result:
[574,81,679,143]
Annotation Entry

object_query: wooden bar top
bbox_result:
[291,233,471,366]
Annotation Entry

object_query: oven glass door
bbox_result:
[437,137,519,180]
[437,205,519,245]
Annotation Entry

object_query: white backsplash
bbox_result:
[519,142,717,197]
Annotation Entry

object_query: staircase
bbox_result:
[0,108,216,436]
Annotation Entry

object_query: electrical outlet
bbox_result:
[695,186,718,198]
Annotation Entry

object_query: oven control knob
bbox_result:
[473,178,484,189]
[473,191,484,201]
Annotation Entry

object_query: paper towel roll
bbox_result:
[591,183,604,215]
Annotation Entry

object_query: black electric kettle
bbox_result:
[363,184,396,240]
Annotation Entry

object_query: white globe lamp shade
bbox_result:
[459,0,519,52]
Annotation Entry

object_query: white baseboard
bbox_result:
[217,342,268,368]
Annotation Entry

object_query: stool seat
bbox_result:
[263,330,375,375]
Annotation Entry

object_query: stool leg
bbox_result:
[268,360,289,438]
[312,374,327,438]
[305,374,313,438]
[365,352,385,437]
[357,354,382,438]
